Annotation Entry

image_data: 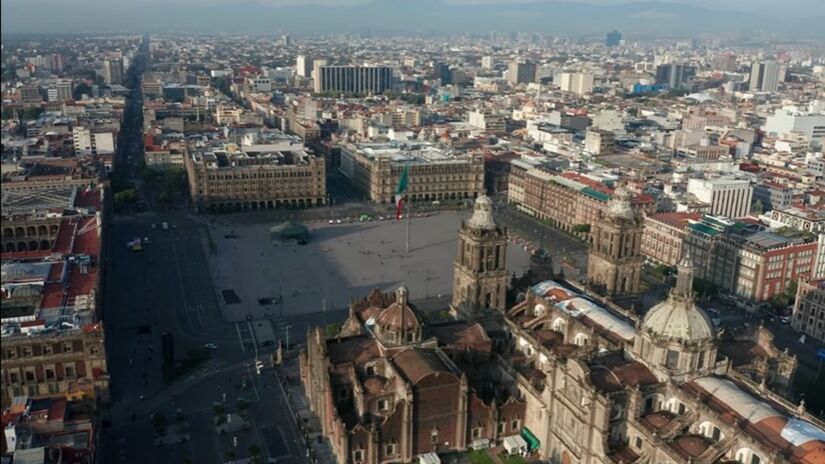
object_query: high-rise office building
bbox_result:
[712,52,737,72]
[313,65,393,94]
[481,55,493,69]
[749,60,784,93]
[281,34,291,46]
[48,53,65,74]
[655,63,696,89]
[103,58,123,85]
[507,61,536,85]
[605,30,622,47]
[434,62,452,85]
[558,72,594,96]
[296,55,313,78]
[687,178,753,219]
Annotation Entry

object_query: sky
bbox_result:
[2,0,824,35]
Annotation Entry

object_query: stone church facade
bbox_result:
[301,194,824,464]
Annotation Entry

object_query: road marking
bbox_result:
[235,323,246,350]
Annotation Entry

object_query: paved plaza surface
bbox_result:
[205,210,532,321]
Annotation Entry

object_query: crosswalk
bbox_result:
[183,359,227,382]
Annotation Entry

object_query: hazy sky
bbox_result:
[2,0,823,35]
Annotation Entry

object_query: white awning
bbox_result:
[419,452,441,464]
[502,435,528,453]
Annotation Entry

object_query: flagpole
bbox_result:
[406,194,411,253]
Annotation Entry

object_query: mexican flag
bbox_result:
[394,165,409,220]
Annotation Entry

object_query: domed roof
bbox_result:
[375,287,423,331]
[642,255,715,344]
[466,194,496,230]
[643,298,715,343]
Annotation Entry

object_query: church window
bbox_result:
[385,442,397,456]
[353,449,364,463]
[378,399,389,411]
[366,366,375,376]
[665,350,680,369]
[634,437,642,449]
[511,419,520,431]
[697,351,706,369]
[497,422,505,433]
[431,428,439,444]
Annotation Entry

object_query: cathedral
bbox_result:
[300,194,825,464]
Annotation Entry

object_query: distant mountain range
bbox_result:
[2,0,824,37]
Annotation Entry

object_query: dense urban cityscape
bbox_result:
[1,3,825,464]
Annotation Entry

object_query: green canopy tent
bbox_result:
[269,221,309,244]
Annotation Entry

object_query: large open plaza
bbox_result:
[205,210,532,321]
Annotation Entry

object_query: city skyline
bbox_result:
[2,0,825,36]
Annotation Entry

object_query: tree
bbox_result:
[151,413,166,435]
[572,224,591,234]
[323,323,340,338]
[113,189,138,209]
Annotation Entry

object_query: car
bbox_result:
[328,219,334,224]
[143,237,150,243]
[335,219,342,224]
[204,343,218,350]
[139,394,147,401]
[151,224,157,229]
[780,316,791,324]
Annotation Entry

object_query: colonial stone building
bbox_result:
[338,142,485,205]
[301,286,526,464]
[450,195,509,318]
[301,196,824,464]
[587,187,645,298]
[503,259,815,464]
[185,137,326,212]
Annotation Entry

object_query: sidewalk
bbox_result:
[277,353,337,464]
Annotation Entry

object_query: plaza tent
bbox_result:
[269,221,309,243]
[419,452,440,464]
[502,435,528,455]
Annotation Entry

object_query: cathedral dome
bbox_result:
[466,195,496,230]
[375,287,423,332]
[376,303,423,331]
[642,298,715,343]
[641,255,715,344]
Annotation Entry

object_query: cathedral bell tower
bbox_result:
[450,195,509,319]
[587,186,644,298]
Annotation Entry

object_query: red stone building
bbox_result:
[301,287,525,464]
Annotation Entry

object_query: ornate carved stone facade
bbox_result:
[450,195,509,319]
[587,187,644,298]
[301,287,525,464]
[300,193,824,464]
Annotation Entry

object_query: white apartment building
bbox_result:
[686,177,753,219]
[764,102,825,145]
[72,127,115,156]
[296,55,313,77]
[467,109,505,134]
[556,72,594,96]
